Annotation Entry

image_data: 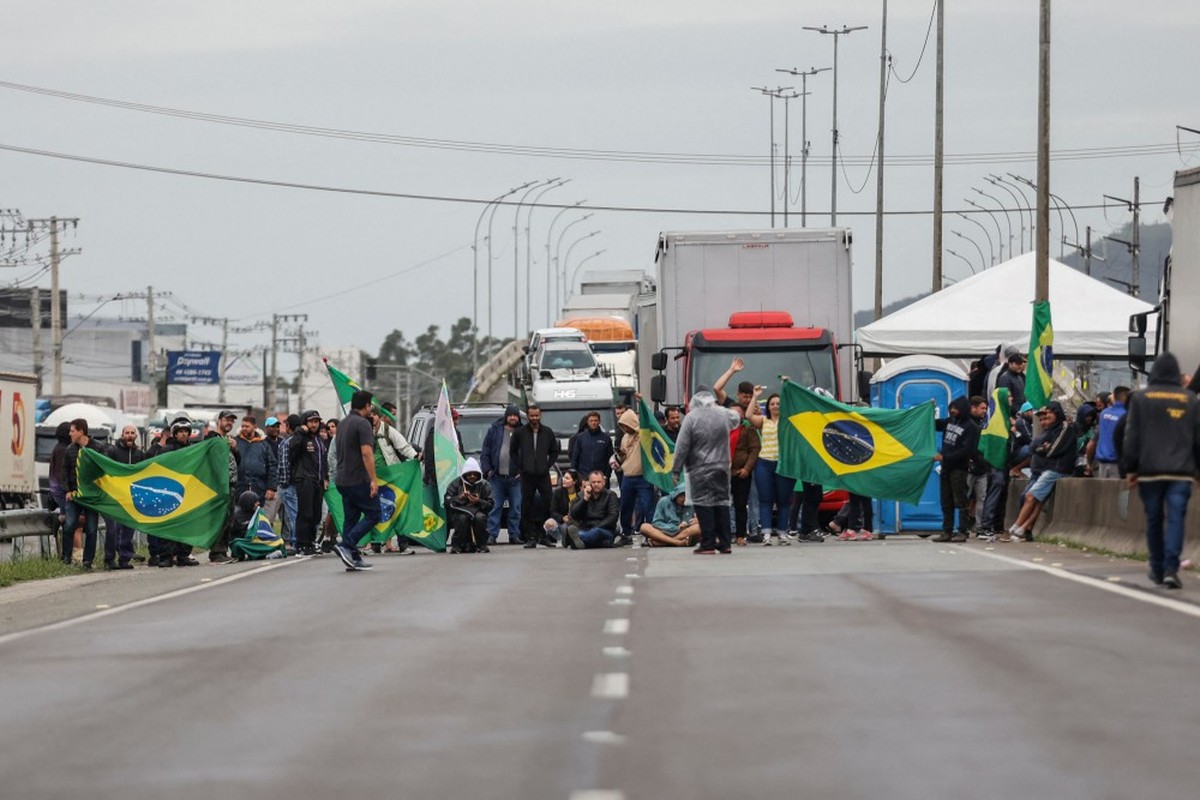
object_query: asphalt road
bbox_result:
[1,537,1198,799]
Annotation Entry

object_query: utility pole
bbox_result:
[1065,225,1105,277]
[804,24,868,226]
[1104,177,1142,298]
[875,0,888,320]
[146,285,159,413]
[933,0,945,293]
[21,216,79,395]
[30,288,42,394]
[1035,0,1051,303]
[524,179,566,335]
[751,87,781,227]
[780,90,800,227]
[219,317,229,403]
[268,313,308,411]
[777,66,830,227]
[296,322,307,405]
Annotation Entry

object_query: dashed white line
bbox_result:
[591,673,629,699]
[608,598,632,606]
[614,585,633,595]
[603,619,630,634]
[581,731,627,745]
[570,792,626,800]
[602,646,631,658]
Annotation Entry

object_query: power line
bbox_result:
[0,79,1188,167]
[0,141,1168,217]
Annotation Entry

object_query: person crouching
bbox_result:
[445,457,494,554]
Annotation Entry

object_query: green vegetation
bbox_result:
[0,556,83,588]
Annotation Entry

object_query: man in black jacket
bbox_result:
[565,470,620,548]
[444,457,495,554]
[933,397,985,542]
[568,410,614,481]
[63,418,103,570]
[102,424,143,570]
[289,410,329,556]
[1006,401,1076,542]
[1122,353,1200,588]
[509,404,560,548]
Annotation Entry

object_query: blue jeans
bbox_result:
[619,475,656,535]
[694,504,732,551]
[981,467,1009,529]
[338,481,381,560]
[102,518,136,565]
[754,459,795,532]
[578,527,616,548]
[487,475,522,541]
[279,485,298,546]
[62,500,98,565]
[1138,480,1193,578]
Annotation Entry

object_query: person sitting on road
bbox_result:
[640,483,699,547]
[543,468,582,547]
[445,457,495,554]
[563,470,620,549]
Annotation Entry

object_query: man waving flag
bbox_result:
[778,379,936,505]
[1026,301,1054,409]
[638,397,676,494]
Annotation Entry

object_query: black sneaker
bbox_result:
[613,535,632,548]
[176,557,200,567]
[321,539,335,554]
[113,561,134,570]
[523,541,538,549]
[949,533,967,543]
[208,553,233,564]
[333,544,356,569]
[1163,573,1183,590]
[157,558,174,568]
[747,533,765,544]
[931,533,952,543]
[476,544,490,554]
[351,559,374,571]
[1149,570,1164,586]
[798,531,824,543]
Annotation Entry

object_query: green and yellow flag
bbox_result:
[323,359,397,423]
[638,398,675,494]
[74,437,231,549]
[325,459,426,548]
[1026,300,1054,409]
[778,380,936,505]
[416,483,449,553]
[978,387,1011,470]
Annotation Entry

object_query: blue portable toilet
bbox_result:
[869,355,968,534]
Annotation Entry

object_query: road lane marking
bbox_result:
[591,673,629,699]
[964,548,1200,618]
[570,792,625,800]
[608,598,632,606]
[624,573,639,579]
[581,731,627,744]
[603,646,631,658]
[0,557,304,647]
[625,557,637,562]
[603,619,629,634]
[614,585,633,595]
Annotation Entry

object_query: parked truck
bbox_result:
[647,228,855,407]
[556,316,639,405]
[1131,166,1200,376]
[1,372,55,559]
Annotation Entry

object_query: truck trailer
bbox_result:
[647,228,854,406]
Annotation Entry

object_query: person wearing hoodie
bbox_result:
[671,389,740,554]
[565,470,620,548]
[614,407,654,546]
[933,396,986,542]
[1122,352,1200,589]
[480,405,524,545]
[444,457,495,554]
[1005,400,1077,542]
[640,483,700,547]
[236,415,278,502]
[1094,386,1129,479]
[569,410,614,481]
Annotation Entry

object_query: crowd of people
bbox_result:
[43,349,1200,582]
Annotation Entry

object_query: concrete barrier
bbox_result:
[1005,476,1200,564]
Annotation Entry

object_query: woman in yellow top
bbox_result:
[746,388,796,546]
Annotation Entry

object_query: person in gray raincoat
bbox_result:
[671,389,739,554]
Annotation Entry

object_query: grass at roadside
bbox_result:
[0,556,83,588]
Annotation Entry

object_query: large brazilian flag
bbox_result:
[74,437,231,549]
[778,380,936,505]
[325,459,426,548]
[638,397,675,494]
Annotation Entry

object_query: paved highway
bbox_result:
[1,538,1197,799]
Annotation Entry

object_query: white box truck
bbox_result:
[648,228,855,406]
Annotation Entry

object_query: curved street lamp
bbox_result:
[965,198,1006,263]
[954,212,994,265]
[987,175,1028,253]
[523,179,569,334]
[554,214,595,309]
[474,181,534,370]
[973,187,1015,262]
[568,249,607,295]
[513,179,558,339]
[999,174,1036,247]
[946,248,978,275]
[950,229,987,273]
[544,199,586,327]
[562,232,602,300]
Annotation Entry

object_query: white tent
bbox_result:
[856,252,1155,359]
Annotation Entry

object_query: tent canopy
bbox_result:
[856,253,1155,359]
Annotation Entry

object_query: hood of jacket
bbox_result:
[460,456,483,478]
[948,396,971,419]
[1148,352,1182,387]
[1043,400,1066,426]
[618,408,639,434]
[669,483,688,501]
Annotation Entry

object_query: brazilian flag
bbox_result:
[638,398,675,494]
[979,387,1011,470]
[74,437,231,549]
[778,380,936,505]
[324,359,398,424]
[231,507,287,560]
[413,483,448,554]
[325,460,426,548]
[1026,300,1054,409]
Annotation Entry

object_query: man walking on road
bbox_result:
[671,388,739,554]
[1122,353,1200,589]
[334,390,380,571]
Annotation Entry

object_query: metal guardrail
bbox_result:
[466,341,525,402]
[0,508,56,543]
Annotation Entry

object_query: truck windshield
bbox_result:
[688,348,837,402]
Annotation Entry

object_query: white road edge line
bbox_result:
[591,673,629,699]
[963,547,1200,618]
[0,557,305,647]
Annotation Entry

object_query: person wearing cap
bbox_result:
[289,409,329,556]
[276,414,304,550]
[480,405,524,545]
[1005,401,1076,542]
[334,390,379,570]
[261,416,284,523]
[978,401,1035,539]
[153,417,202,566]
[986,345,1027,417]
[1122,352,1200,589]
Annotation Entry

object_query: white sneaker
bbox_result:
[778,533,792,546]
[764,534,775,547]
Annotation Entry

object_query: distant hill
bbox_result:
[854,222,1170,329]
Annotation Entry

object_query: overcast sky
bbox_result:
[3,1,1199,374]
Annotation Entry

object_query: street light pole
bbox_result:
[804,24,868,226]
[946,249,978,275]
[777,66,830,227]
[514,179,555,340]
[568,249,607,296]
[473,181,533,372]
[950,230,987,273]
[545,199,586,326]
[562,232,602,298]
[554,213,595,310]
[487,180,535,342]
[964,199,1005,263]
[954,213,994,265]
[973,187,1015,263]
[987,175,1028,253]
[524,178,568,335]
